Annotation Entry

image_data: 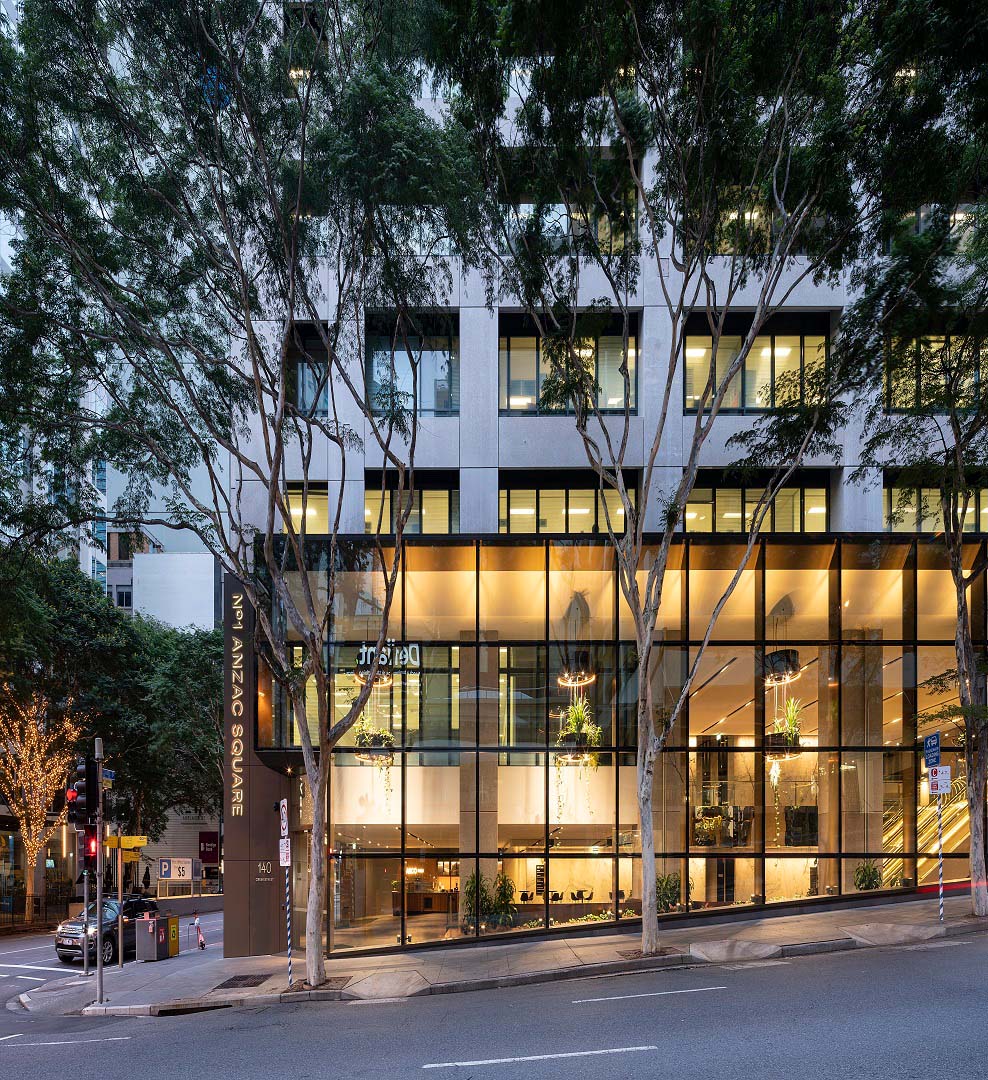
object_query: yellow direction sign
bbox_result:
[104,835,149,849]
[122,850,141,864]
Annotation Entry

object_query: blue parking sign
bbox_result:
[924,733,941,769]
[159,858,171,879]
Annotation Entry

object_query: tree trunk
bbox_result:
[304,760,329,987]
[636,656,660,955]
[22,840,38,925]
[968,740,988,917]
[951,560,988,916]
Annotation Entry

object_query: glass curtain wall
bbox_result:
[262,535,984,953]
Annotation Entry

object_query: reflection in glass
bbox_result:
[331,856,401,951]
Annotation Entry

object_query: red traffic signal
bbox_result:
[86,833,97,857]
[66,788,78,803]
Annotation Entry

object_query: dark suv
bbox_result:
[55,896,159,965]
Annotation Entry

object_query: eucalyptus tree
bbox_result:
[428,0,906,951]
[839,218,988,914]
[0,0,470,985]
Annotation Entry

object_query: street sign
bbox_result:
[279,838,291,868]
[924,733,941,769]
[102,768,115,780]
[929,765,952,795]
[159,857,202,880]
[105,835,148,849]
[279,798,289,840]
[123,850,141,864]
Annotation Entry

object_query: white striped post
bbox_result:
[937,793,944,923]
[286,865,293,986]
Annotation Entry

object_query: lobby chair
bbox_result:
[550,891,563,902]
[519,891,533,903]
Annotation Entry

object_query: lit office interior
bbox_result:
[259,536,977,952]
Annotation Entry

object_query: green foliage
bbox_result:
[488,872,518,928]
[853,859,882,892]
[773,697,803,743]
[354,717,396,751]
[655,871,681,914]
[0,554,223,839]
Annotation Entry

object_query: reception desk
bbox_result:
[393,890,459,917]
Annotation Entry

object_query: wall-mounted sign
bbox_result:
[356,640,421,671]
[227,590,249,819]
[199,831,220,865]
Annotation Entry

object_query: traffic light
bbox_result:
[82,824,98,873]
[67,756,98,825]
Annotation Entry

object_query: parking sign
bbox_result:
[924,733,941,769]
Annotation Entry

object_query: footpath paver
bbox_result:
[9,894,983,1017]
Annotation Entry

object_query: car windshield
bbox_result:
[82,901,119,919]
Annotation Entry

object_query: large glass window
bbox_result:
[684,330,828,412]
[366,313,459,417]
[261,535,983,954]
[365,486,459,535]
[685,483,828,533]
[499,321,638,414]
[500,483,635,535]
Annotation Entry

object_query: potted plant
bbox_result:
[655,871,681,913]
[488,872,517,929]
[554,694,602,768]
[461,871,492,933]
[354,717,395,762]
[765,695,802,761]
[853,858,883,891]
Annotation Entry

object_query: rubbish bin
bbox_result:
[136,916,170,962]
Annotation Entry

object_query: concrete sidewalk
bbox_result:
[13,895,985,1018]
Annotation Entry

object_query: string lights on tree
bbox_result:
[0,684,77,924]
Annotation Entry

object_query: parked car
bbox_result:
[55,896,159,964]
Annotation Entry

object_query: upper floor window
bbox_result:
[499,315,638,415]
[885,484,988,533]
[366,312,459,417]
[286,325,329,418]
[499,475,635,534]
[685,480,828,533]
[885,336,980,412]
[365,472,459,535]
[684,320,827,413]
[283,483,330,534]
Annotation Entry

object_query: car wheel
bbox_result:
[57,953,75,965]
[102,936,116,965]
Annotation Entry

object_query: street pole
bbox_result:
[82,866,89,978]
[117,821,123,970]
[937,792,944,923]
[95,738,104,1005]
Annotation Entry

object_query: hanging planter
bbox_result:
[765,696,802,761]
[553,695,601,768]
[354,719,395,763]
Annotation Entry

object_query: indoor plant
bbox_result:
[655,871,682,913]
[554,694,602,768]
[765,695,802,761]
[354,717,395,761]
[853,858,883,891]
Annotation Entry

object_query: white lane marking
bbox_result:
[348,998,409,1005]
[423,1046,658,1069]
[0,963,69,973]
[0,1035,23,1043]
[15,976,46,982]
[0,945,56,957]
[720,960,790,970]
[1,1037,132,1048]
[899,940,969,951]
[572,985,728,1004]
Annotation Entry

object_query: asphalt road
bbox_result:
[1,920,986,1078]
